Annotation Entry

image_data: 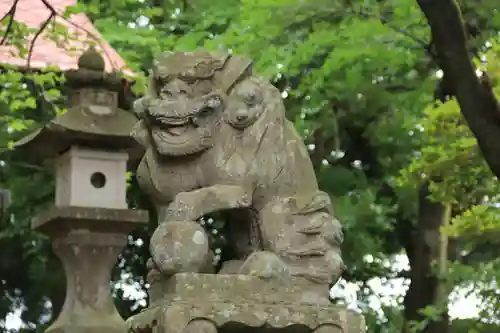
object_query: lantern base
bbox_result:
[33,206,148,333]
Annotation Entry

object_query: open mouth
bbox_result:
[165,124,191,137]
[153,127,190,144]
[152,116,190,136]
[151,116,194,145]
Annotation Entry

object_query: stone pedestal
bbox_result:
[126,273,365,333]
[33,206,148,333]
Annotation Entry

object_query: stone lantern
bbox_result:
[14,48,148,333]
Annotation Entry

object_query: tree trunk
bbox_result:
[416,0,500,179]
[402,183,451,333]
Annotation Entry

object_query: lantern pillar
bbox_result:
[14,47,148,333]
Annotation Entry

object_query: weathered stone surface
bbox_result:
[32,207,148,333]
[216,76,346,285]
[13,48,150,333]
[33,206,148,233]
[238,251,291,281]
[161,185,252,222]
[47,228,129,333]
[218,259,244,274]
[129,302,364,333]
[133,51,345,287]
[127,274,365,333]
[129,51,364,333]
[147,273,330,306]
[13,47,143,162]
[149,221,210,275]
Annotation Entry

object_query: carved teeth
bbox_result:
[166,126,187,136]
[154,116,188,128]
[153,129,189,144]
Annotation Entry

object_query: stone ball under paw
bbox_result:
[239,251,291,280]
[150,221,210,276]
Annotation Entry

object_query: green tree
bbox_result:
[416,0,500,178]
[1,1,500,333]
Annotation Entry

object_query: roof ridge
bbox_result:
[0,0,133,75]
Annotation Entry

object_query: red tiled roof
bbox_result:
[0,0,132,74]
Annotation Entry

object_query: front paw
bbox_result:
[165,192,194,221]
[235,188,252,207]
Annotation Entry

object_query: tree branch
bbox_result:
[416,0,500,179]
[27,13,54,69]
[37,0,115,68]
[1,0,117,71]
[0,0,20,46]
[354,8,437,59]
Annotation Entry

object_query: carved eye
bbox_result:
[160,88,173,98]
[244,91,258,105]
[199,106,213,116]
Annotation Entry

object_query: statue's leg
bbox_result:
[237,251,290,280]
[183,319,218,333]
[258,201,345,287]
[161,184,252,222]
[287,211,345,286]
[257,201,291,255]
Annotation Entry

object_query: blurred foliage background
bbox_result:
[1,0,500,332]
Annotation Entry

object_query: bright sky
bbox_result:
[3,254,481,330]
[329,254,481,319]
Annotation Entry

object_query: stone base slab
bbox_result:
[148,272,333,306]
[127,273,365,333]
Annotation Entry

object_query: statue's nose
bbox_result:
[235,110,248,121]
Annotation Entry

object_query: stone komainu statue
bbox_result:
[131,51,345,291]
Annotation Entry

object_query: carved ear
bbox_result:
[130,119,150,148]
[133,97,147,117]
[259,79,286,122]
[131,97,152,148]
[215,55,254,93]
[152,51,173,75]
[147,70,159,98]
[133,96,156,118]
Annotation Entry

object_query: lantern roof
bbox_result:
[13,48,142,161]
